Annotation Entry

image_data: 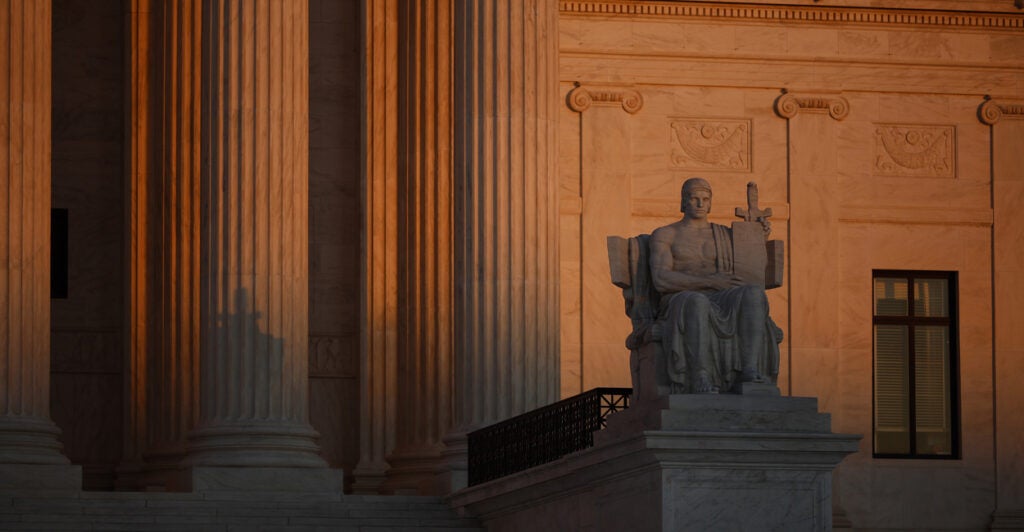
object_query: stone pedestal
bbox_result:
[451,395,859,532]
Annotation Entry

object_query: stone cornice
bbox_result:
[774,90,850,121]
[978,97,1024,124]
[560,1,1024,30]
[567,83,644,114]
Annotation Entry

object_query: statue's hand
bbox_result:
[708,273,745,291]
[760,219,772,237]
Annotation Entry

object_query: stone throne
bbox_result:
[607,182,785,401]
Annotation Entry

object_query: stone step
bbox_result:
[0,492,482,531]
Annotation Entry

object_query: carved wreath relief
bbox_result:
[669,119,751,171]
[874,124,955,178]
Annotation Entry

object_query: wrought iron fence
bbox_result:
[467,387,632,486]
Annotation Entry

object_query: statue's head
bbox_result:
[680,177,712,219]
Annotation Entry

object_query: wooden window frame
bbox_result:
[872,269,961,460]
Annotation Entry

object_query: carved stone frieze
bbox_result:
[978,98,1024,125]
[873,124,955,178]
[309,335,358,378]
[567,84,643,114]
[774,91,849,121]
[669,118,751,171]
[559,1,1024,30]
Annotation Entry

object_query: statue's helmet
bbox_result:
[680,177,712,212]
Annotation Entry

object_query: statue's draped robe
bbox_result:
[658,223,782,392]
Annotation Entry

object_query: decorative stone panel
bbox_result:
[669,118,751,171]
[873,124,955,178]
[308,335,358,378]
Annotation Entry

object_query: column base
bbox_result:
[187,421,328,468]
[435,431,468,495]
[0,416,79,489]
[0,416,72,465]
[138,445,190,491]
[384,444,444,494]
[350,460,389,494]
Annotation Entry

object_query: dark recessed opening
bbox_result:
[51,208,68,299]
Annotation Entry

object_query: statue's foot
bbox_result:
[738,368,765,384]
[693,371,719,394]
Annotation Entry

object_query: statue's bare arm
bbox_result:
[650,227,743,294]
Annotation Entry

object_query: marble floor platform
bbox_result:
[0,490,482,531]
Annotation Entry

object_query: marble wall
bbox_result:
[308,0,363,492]
[558,1,1023,528]
[50,0,125,491]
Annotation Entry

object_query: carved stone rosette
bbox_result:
[873,125,956,178]
[567,84,643,114]
[774,91,849,121]
[669,119,751,171]
[979,98,1024,125]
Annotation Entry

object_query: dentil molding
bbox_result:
[560,0,1024,30]
[567,83,643,114]
[774,90,850,121]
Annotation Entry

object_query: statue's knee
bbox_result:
[740,285,768,310]
[684,294,711,315]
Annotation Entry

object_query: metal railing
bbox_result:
[467,387,632,486]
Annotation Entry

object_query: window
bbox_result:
[51,208,68,299]
[873,270,959,458]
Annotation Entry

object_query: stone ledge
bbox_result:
[0,464,82,491]
[191,466,344,494]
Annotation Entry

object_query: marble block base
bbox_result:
[990,509,1024,530]
[0,463,82,490]
[189,466,344,493]
[450,395,860,532]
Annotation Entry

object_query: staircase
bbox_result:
[0,491,482,531]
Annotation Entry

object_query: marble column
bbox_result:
[979,98,1024,529]
[386,0,454,495]
[186,0,337,489]
[444,0,560,491]
[123,0,203,490]
[0,0,80,489]
[352,0,399,495]
[774,89,850,526]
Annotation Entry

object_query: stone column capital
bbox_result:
[774,90,850,121]
[567,83,643,114]
[978,97,1024,125]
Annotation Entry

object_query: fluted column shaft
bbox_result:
[188,0,325,468]
[0,0,71,467]
[149,0,202,469]
[386,0,453,494]
[353,0,399,494]
[125,0,202,487]
[451,0,559,434]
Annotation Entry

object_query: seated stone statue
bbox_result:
[608,178,783,397]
